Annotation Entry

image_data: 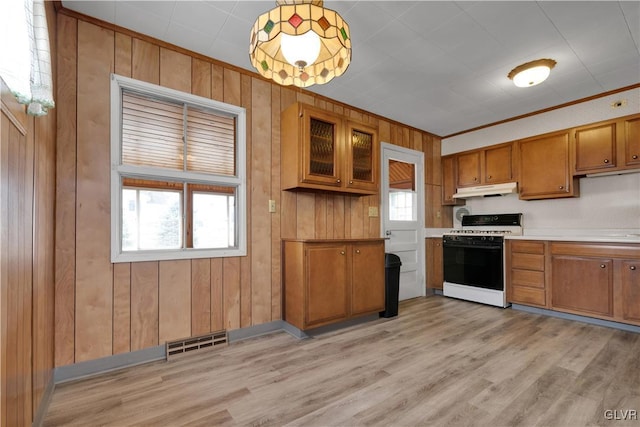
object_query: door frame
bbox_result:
[380,142,426,299]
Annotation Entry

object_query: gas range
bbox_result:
[442,213,523,308]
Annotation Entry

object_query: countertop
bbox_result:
[424,228,640,244]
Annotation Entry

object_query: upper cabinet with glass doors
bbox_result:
[281,102,379,195]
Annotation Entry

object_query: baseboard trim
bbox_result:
[54,345,166,384]
[512,304,640,334]
[227,320,285,342]
[32,376,55,427]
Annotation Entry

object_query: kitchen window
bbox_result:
[110,74,246,262]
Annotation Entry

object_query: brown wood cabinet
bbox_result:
[426,237,443,290]
[621,259,640,323]
[518,131,579,200]
[573,121,617,174]
[551,255,614,317]
[456,143,514,188]
[625,116,640,167]
[283,239,385,330]
[456,151,480,187]
[281,102,379,195]
[506,240,547,307]
[549,242,640,326]
[572,114,640,175]
[441,155,464,206]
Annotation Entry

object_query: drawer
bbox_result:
[512,269,545,288]
[512,253,544,271]
[511,286,546,306]
[511,241,544,254]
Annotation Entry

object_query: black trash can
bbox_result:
[380,253,402,318]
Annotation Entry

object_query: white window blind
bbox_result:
[122,91,236,175]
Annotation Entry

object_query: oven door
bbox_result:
[443,237,503,291]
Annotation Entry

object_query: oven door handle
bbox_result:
[443,244,502,250]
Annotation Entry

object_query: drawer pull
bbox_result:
[349,180,353,184]
[340,251,345,255]
[336,179,341,184]
[631,266,637,270]
[633,155,639,160]
[559,185,564,190]
[603,159,609,164]
[600,264,606,268]
[355,249,361,254]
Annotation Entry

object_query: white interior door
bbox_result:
[381,143,425,301]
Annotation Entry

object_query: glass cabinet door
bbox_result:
[301,107,341,186]
[346,122,378,192]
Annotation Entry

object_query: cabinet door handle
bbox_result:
[633,155,639,160]
[600,264,606,268]
[603,159,609,164]
[336,179,341,183]
[473,177,478,181]
[487,175,492,180]
[340,251,345,255]
[349,180,353,184]
[355,249,360,254]
[559,185,564,190]
[631,266,637,270]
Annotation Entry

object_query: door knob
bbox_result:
[385,230,392,236]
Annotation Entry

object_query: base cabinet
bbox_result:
[426,238,443,290]
[551,255,614,317]
[549,242,640,326]
[507,240,547,307]
[621,260,640,323]
[283,239,385,330]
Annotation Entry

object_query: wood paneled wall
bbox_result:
[54,10,445,367]
[0,3,57,424]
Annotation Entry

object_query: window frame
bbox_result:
[110,73,247,263]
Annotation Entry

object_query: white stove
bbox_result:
[443,213,523,308]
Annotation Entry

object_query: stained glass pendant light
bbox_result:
[508,59,557,87]
[249,0,351,88]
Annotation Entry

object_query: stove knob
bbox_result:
[481,236,487,241]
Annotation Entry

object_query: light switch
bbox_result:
[269,200,276,213]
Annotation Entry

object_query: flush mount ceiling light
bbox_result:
[249,0,351,88]
[508,59,557,87]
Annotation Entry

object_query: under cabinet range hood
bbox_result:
[452,182,518,199]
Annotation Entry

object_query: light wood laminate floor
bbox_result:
[44,296,640,426]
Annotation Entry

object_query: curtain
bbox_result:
[0,0,54,116]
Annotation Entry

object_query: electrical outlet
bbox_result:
[436,210,441,219]
[268,200,276,213]
[368,206,379,217]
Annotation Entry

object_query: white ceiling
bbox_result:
[61,1,640,137]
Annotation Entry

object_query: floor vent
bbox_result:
[166,331,228,360]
